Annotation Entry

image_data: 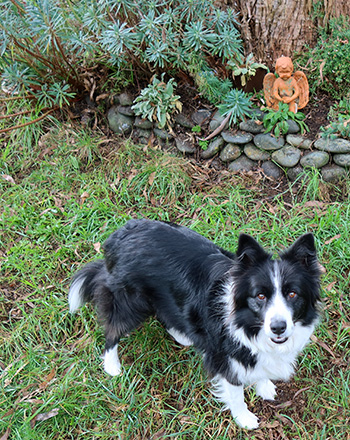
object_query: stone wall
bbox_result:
[107,94,350,182]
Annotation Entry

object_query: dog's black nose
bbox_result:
[270,320,287,335]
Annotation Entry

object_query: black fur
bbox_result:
[69,219,322,421]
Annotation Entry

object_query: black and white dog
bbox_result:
[69,219,321,429]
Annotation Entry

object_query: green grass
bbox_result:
[1,122,350,439]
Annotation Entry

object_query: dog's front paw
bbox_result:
[233,409,259,430]
[255,380,276,400]
[103,349,122,376]
[104,361,122,376]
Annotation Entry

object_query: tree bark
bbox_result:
[220,0,350,67]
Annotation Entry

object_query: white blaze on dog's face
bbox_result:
[263,261,294,344]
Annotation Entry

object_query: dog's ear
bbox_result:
[236,234,270,267]
[281,233,320,270]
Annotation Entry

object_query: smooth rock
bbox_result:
[244,143,270,161]
[220,143,241,162]
[107,106,134,135]
[228,155,255,172]
[154,128,173,140]
[117,105,134,116]
[134,116,153,129]
[118,92,133,106]
[286,120,300,134]
[175,135,195,153]
[254,133,285,150]
[286,134,312,149]
[300,151,329,168]
[222,131,253,144]
[321,165,347,182]
[333,153,350,168]
[261,161,283,179]
[272,146,301,167]
[201,136,225,159]
[287,165,306,181]
[192,109,211,125]
[239,119,264,134]
[134,128,152,139]
[314,137,350,153]
[209,110,228,131]
[175,113,194,129]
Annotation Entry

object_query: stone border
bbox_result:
[107,93,350,183]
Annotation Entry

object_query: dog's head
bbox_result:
[231,234,322,351]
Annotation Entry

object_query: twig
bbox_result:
[0,95,36,101]
[198,112,231,141]
[0,109,32,119]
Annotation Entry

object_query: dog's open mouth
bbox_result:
[271,337,288,344]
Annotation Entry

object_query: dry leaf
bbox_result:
[1,174,15,184]
[93,242,101,253]
[148,171,156,186]
[30,408,59,428]
[80,191,89,203]
[0,427,11,440]
[324,234,341,245]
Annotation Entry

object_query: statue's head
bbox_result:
[275,57,294,79]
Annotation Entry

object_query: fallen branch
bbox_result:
[198,112,231,141]
[0,107,59,134]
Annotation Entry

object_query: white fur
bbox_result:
[212,375,259,430]
[255,379,276,400]
[167,328,193,346]
[68,277,85,313]
[263,262,294,340]
[103,344,122,376]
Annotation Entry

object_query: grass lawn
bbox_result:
[1,122,349,439]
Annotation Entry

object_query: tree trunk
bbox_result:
[220,0,350,67]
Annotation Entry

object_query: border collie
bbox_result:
[69,219,321,429]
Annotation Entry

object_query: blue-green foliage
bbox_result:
[0,0,243,107]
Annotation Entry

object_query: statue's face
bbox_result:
[276,62,293,80]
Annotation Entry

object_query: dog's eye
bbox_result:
[257,293,266,301]
[288,291,297,299]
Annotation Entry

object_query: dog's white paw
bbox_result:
[104,360,122,376]
[233,409,259,430]
[255,380,276,400]
[103,347,122,376]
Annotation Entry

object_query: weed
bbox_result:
[131,74,182,129]
[263,102,309,137]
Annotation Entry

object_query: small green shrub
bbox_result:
[218,89,254,126]
[263,102,309,137]
[131,74,182,129]
[0,1,243,100]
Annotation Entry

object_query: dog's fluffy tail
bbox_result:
[68,260,105,313]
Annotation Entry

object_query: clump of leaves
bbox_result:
[320,99,350,139]
[131,74,182,129]
[218,89,254,126]
[0,0,246,133]
[263,102,309,137]
[227,53,268,87]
